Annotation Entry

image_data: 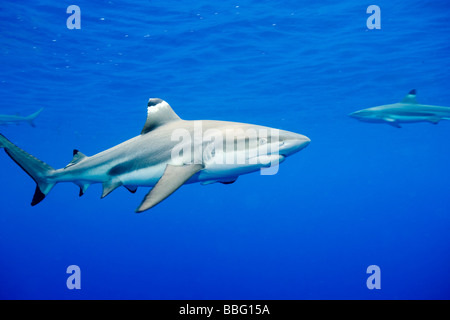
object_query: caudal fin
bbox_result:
[26,108,44,128]
[0,134,55,206]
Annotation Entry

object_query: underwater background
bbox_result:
[0,0,449,299]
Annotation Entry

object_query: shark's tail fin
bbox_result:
[0,134,55,206]
[25,108,44,128]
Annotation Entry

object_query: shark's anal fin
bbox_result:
[141,99,181,135]
[383,117,401,128]
[78,183,91,197]
[136,163,203,213]
[101,179,122,198]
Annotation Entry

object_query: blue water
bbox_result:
[1,0,450,300]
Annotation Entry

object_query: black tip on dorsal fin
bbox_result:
[141,98,181,135]
[73,149,79,156]
[401,89,418,104]
[148,98,164,107]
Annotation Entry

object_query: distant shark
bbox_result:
[349,90,450,128]
[0,99,310,212]
[0,108,44,127]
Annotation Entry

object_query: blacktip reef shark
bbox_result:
[0,99,310,212]
[0,108,44,127]
[349,90,450,128]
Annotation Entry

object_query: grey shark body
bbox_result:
[0,108,44,127]
[0,99,310,212]
[349,90,450,128]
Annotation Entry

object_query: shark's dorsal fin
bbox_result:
[401,89,417,104]
[65,149,87,169]
[141,99,181,134]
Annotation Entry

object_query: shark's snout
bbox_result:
[349,111,362,119]
[279,133,311,157]
[349,110,374,121]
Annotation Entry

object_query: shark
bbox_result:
[0,99,310,212]
[349,90,450,128]
[0,108,44,127]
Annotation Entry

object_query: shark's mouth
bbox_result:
[261,154,285,167]
[245,153,285,166]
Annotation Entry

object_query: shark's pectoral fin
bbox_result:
[124,185,138,193]
[135,163,204,213]
[383,117,401,128]
[101,179,122,198]
[427,117,441,125]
